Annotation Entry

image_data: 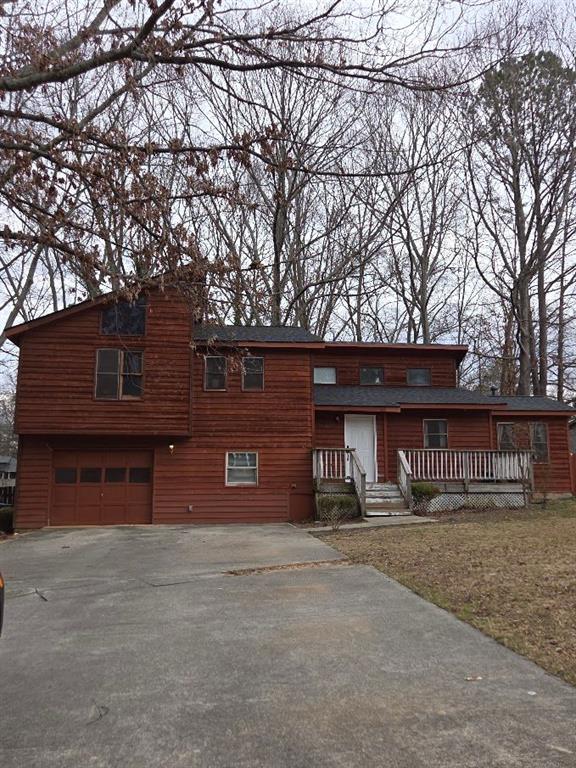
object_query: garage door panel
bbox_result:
[51,506,77,525]
[51,450,152,525]
[101,505,126,524]
[125,505,150,524]
[78,506,102,525]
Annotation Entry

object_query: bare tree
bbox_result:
[466,49,576,395]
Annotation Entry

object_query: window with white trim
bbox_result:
[226,452,258,485]
[423,419,448,448]
[314,367,336,384]
[497,422,516,450]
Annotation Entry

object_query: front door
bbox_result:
[344,415,376,482]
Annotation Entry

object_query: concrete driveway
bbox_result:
[1,525,575,768]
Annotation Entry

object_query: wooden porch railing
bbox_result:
[398,451,412,509]
[398,449,534,507]
[402,449,533,485]
[312,448,366,516]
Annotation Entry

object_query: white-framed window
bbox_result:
[423,419,448,448]
[205,356,227,390]
[497,422,516,450]
[226,452,258,485]
[314,366,336,384]
[407,368,431,386]
[242,357,264,391]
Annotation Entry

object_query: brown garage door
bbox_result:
[51,450,152,525]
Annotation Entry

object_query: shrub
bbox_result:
[0,506,14,533]
[316,493,358,529]
[411,482,441,514]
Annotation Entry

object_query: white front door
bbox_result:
[344,415,376,483]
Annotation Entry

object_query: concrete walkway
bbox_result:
[1,525,575,767]
[302,514,436,532]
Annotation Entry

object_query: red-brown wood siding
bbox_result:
[14,349,316,528]
[312,350,457,387]
[387,410,492,479]
[14,436,52,529]
[152,348,315,523]
[491,414,573,494]
[14,290,192,436]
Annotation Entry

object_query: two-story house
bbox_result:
[5,287,575,528]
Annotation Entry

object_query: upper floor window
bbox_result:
[205,356,227,390]
[95,349,143,400]
[314,367,336,384]
[101,297,147,336]
[424,419,448,449]
[242,357,264,391]
[407,368,431,386]
[360,367,384,385]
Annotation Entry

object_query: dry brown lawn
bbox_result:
[319,500,576,686]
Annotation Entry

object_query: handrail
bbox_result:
[397,450,413,509]
[349,450,367,517]
[312,448,366,517]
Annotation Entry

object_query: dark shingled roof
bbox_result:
[314,385,575,411]
[488,395,576,412]
[193,325,321,343]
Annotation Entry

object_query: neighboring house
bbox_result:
[0,454,17,506]
[0,455,16,480]
[5,287,575,528]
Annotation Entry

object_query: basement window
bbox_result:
[95,349,143,400]
[226,452,258,486]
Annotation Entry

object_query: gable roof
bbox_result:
[314,385,575,412]
[193,325,322,344]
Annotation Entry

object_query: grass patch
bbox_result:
[319,499,576,686]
